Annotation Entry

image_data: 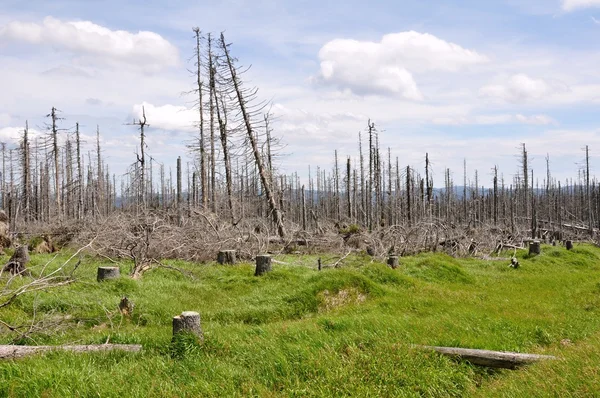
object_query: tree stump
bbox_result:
[119,296,134,316]
[565,240,573,250]
[97,266,120,282]
[2,246,30,276]
[387,256,399,269]
[255,255,272,276]
[529,240,541,256]
[172,311,203,341]
[217,250,237,265]
[0,210,10,249]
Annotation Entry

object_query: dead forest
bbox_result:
[1,31,598,267]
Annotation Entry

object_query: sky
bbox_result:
[1,0,600,187]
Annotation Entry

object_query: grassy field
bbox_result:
[1,243,600,397]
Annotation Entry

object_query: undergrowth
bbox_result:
[1,244,599,396]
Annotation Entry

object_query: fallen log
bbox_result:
[416,345,557,369]
[0,344,142,360]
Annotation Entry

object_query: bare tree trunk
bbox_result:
[346,157,352,219]
[586,145,593,236]
[130,108,148,209]
[219,33,286,238]
[207,34,217,214]
[214,90,234,223]
[493,165,498,225]
[192,28,208,209]
[21,122,30,221]
[49,107,62,219]
[406,166,412,226]
[96,126,103,216]
[75,124,83,219]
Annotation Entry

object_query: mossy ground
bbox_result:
[1,244,599,396]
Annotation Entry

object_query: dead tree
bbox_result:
[208,33,217,213]
[46,107,62,218]
[20,122,31,221]
[192,28,208,208]
[96,126,104,215]
[75,124,83,219]
[211,55,235,223]
[128,107,149,209]
[219,33,286,238]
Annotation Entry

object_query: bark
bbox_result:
[172,311,203,341]
[219,33,286,238]
[217,250,236,264]
[417,345,556,369]
[192,28,208,208]
[0,344,142,360]
[97,266,120,281]
[255,254,272,276]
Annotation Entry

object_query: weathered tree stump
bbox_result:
[119,296,134,316]
[217,250,237,265]
[2,246,30,276]
[172,311,203,341]
[529,240,541,256]
[565,240,573,250]
[255,255,272,276]
[387,256,399,269]
[97,266,120,282]
[0,210,10,249]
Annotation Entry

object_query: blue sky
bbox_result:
[1,0,600,186]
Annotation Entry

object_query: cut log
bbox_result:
[217,250,237,265]
[529,240,541,256]
[0,344,142,360]
[387,256,399,269]
[255,255,272,276]
[173,311,203,341]
[565,240,573,250]
[97,266,120,281]
[417,345,557,369]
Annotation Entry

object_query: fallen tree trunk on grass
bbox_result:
[416,345,557,369]
[0,344,142,360]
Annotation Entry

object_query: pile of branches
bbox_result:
[71,209,546,269]
[339,219,535,258]
[73,209,342,269]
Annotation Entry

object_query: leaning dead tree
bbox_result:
[219,32,286,238]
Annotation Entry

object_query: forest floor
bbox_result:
[1,244,600,397]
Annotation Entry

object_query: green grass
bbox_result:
[1,244,600,396]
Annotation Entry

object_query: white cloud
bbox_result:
[316,31,487,99]
[563,0,600,11]
[515,114,556,125]
[0,113,11,126]
[432,113,556,126]
[0,16,179,69]
[0,126,43,144]
[479,74,569,102]
[132,102,197,132]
